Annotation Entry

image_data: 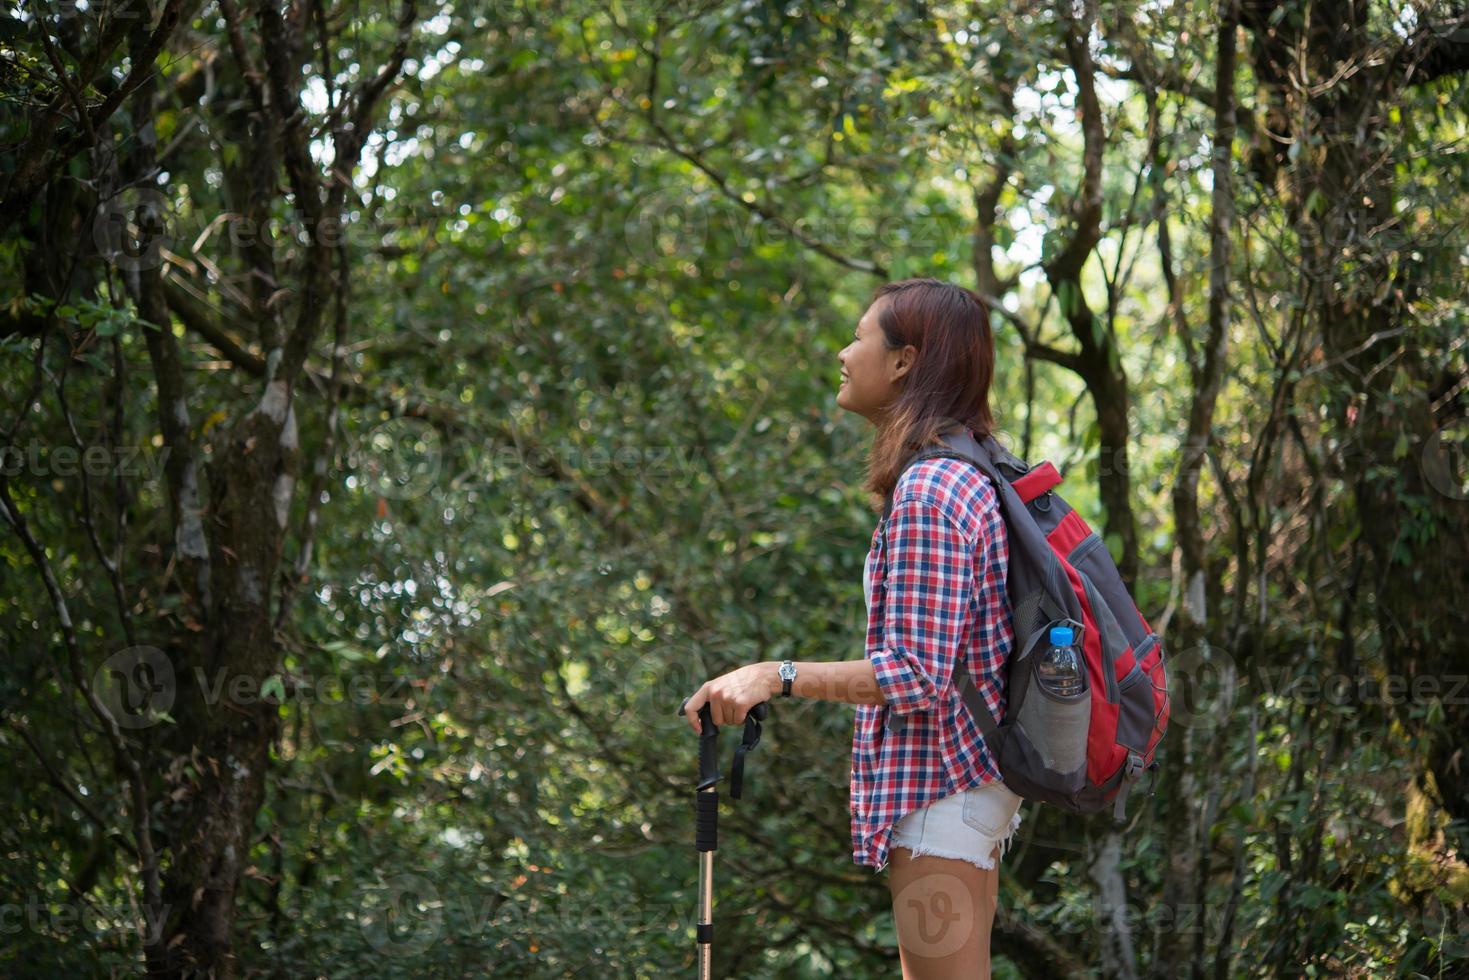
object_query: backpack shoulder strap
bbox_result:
[881,427,1022,522]
[879,428,1077,738]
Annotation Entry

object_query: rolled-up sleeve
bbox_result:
[870,492,975,717]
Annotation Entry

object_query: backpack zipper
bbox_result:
[1068,533,1104,568]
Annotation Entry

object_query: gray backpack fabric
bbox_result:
[880,426,1170,822]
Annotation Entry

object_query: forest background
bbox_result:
[2,0,1467,976]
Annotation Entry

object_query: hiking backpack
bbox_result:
[879,425,1171,823]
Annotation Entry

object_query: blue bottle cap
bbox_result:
[1049,625,1075,646]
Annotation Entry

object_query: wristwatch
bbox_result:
[778,660,797,697]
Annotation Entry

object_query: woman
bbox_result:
[681,277,1020,978]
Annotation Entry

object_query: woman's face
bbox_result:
[837,299,915,424]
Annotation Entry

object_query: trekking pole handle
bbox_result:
[676,697,768,791]
[675,696,770,735]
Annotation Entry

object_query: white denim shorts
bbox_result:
[888,779,1024,872]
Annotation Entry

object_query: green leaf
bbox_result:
[261,675,286,704]
[324,640,371,663]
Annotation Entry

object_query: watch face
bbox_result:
[779,663,796,680]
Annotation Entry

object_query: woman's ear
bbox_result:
[889,343,918,382]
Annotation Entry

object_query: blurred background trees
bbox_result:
[1,0,1465,976]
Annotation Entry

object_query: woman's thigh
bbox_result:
[884,783,1022,978]
[887,843,1000,979]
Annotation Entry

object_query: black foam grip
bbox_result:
[696,790,718,851]
[730,714,763,799]
[697,705,721,789]
[697,923,713,944]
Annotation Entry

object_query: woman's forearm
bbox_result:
[757,658,887,706]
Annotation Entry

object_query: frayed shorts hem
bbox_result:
[884,780,1024,873]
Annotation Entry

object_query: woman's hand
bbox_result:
[682,662,777,734]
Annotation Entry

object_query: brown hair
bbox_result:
[862,277,1000,507]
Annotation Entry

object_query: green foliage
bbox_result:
[2,0,1467,977]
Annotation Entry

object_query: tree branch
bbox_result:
[1046,0,1107,283]
[1391,9,1469,86]
[0,0,190,231]
[580,16,885,278]
[162,276,266,374]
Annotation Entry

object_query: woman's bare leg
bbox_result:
[887,842,1001,979]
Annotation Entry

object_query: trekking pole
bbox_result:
[675,696,768,979]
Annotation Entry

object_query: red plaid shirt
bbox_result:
[850,457,1015,872]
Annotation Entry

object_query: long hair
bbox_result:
[862,277,1000,508]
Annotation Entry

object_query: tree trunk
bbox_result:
[1239,2,1469,963]
[1154,4,1240,978]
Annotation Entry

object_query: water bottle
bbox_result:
[1037,625,1084,698]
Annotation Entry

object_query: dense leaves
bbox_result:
[2,0,1466,977]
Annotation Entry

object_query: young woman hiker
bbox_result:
[681,277,1022,979]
